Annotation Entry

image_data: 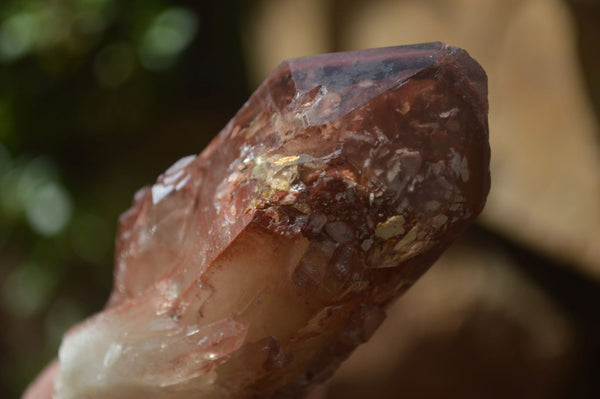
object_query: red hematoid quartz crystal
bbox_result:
[54,42,490,398]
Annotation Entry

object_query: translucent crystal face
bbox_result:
[55,42,489,399]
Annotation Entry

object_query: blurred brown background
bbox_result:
[0,0,599,398]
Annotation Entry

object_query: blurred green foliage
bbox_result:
[0,0,249,397]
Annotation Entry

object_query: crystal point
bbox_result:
[54,42,490,398]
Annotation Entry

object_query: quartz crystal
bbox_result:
[54,42,490,399]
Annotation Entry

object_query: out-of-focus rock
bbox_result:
[328,235,577,399]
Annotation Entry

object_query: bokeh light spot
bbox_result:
[25,181,72,236]
[139,7,199,71]
[2,262,56,318]
[1,157,57,219]
[0,12,39,62]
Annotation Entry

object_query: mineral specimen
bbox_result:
[52,42,489,398]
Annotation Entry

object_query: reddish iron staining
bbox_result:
[53,42,489,399]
